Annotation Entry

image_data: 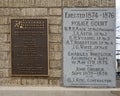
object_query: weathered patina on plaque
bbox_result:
[11,19,48,76]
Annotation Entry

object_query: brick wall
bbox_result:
[0,0,115,86]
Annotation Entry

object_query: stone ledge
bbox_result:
[0,87,120,96]
[0,87,120,91]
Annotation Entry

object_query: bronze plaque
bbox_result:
[11,19,49,76]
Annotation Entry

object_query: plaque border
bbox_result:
[10,18,49,77]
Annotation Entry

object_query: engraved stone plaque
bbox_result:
[63,8,116,87]
[11,19,48,76]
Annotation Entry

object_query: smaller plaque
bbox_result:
[11,19,49,76]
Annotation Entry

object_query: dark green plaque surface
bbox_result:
[11,19,48,76]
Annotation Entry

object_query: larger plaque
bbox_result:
[11,19,49,76]
[63,8,116,87]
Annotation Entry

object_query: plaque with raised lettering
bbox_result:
[63,8,116,87]
[11,19,48,76]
